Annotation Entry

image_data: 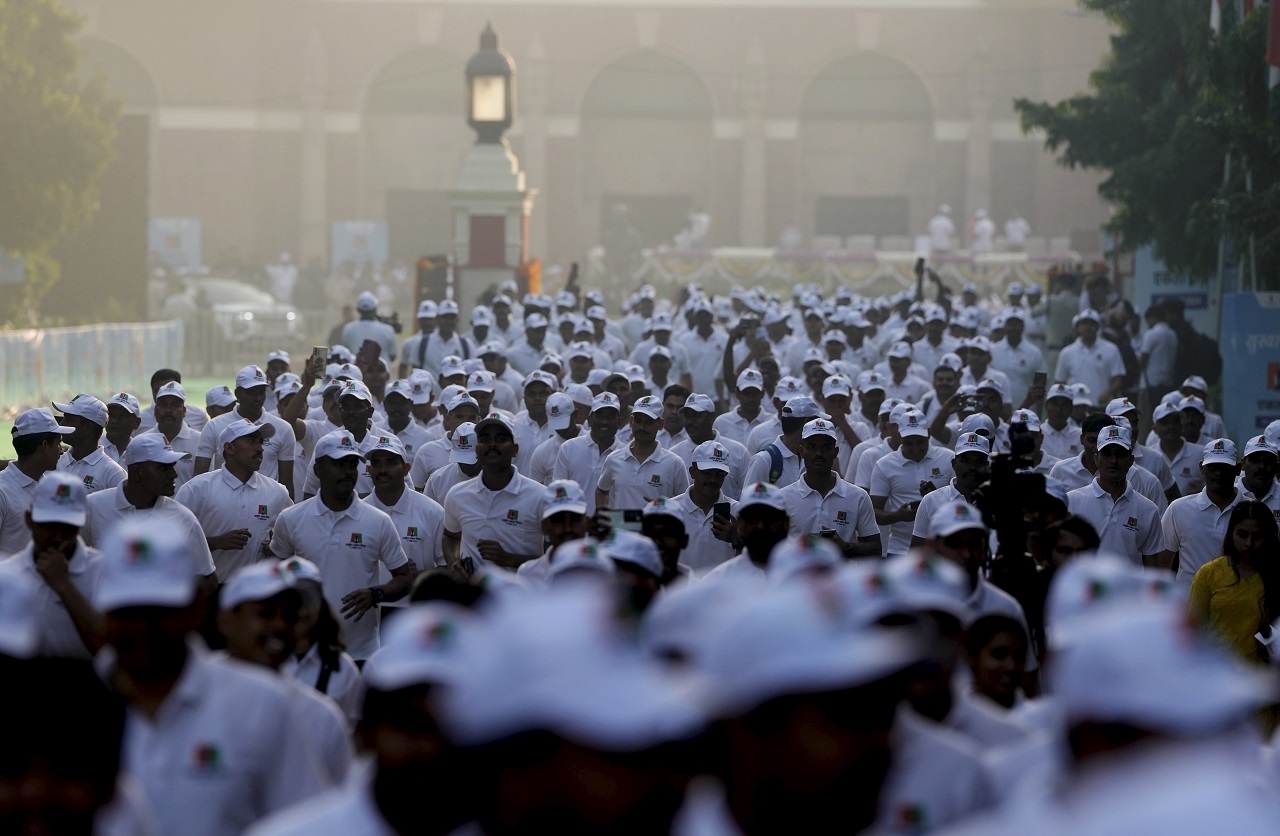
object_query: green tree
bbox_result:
[1016,0,1279,289]
[0,0,119,322]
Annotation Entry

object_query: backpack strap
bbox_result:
[764,442,785,485]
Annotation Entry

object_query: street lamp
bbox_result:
[466,23,515,145]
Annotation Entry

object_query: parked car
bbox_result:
[164,277,304,342]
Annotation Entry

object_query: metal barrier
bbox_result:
[0,320,184,412]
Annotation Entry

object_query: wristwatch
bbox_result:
[369,586,386,605]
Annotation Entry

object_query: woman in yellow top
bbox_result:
[1188,501,1280,663]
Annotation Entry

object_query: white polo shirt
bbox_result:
[3,538,101,659]
[102,439,127,466]
[678,329,730,395]
[197,409,297,481]
[0,463,39,555]
[57,447,126,494]
[363,487,445,571]
[243,763,386,836]
[1131,443,1177,494]
[779,475,879,546]
[299,425,394,499]
[82,489,216,578]
[662,491,739,575]
[280,644,364,729]
[1151,441,1206,497]
[911,480,964,541]
[425,464,474,507]
[1048,454,1168,511]
[553,434,623,514]
[598,444,690,509]
[270,496,409,660]
[1238,476,1280,519]
[115,645,329,836]
[699,553,766,584]
[848,438,889,488]
[712,408,767,448]
[513,412,557,474]
[871,447,956,556]
[136,403,208,436]
[147,423,202,490]
[990,338,1046,406]
[885,374,931,405]
[174,468,293,580]
[746,415,783,454]
[442,468,546,573]
[527,433,568,486]
[1161,489,1244,587]
[670,434,751,501]
[742,437,803,491]
[389,419,433,465]
[408,437,451,490]
[1067,479,1163,565]
[1054,337,1126,402]
[879,707,997,834]
[1040,420,1081,462]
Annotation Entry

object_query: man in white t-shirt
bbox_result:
[270,430,415,661]
[779,418,880,557]
[1067,425,1163,566]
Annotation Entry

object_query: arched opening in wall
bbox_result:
[580,51,713,275]
[48,39,159,321]
[798,53,933,246]
[362,47,470,264]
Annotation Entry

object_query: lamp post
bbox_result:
[450,23,536,312]
[466,24,514,145]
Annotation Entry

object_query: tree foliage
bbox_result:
[1016,0,1280,287]
[0,0,119,319]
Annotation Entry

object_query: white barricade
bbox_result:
[0,320,184,411]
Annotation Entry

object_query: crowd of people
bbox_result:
[2,274,1279,834]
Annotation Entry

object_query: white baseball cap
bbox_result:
[606,530,663,577]
[94,517,197,612]
[958,412,995,437]
[1071,384,1094,407]
[366,433,409,463]
[471,306,493,327]
[217,418,277,448]
[52,394,108,427]
[439,355,466,379]
[329,345,355,364]
[858,372,888,394]
[549,539,616,581]
[929,500,987,539]
[681,393,716,414]
[738,482,788,513]
[564,382,594,408]
[692,440,732,473]
[781,396,827,420]
[1153,402,1180,423]
[1179,395,1206,414]
[936,353,964,373]
[438,299,459,316]
[273,375,302,398]
[108,392,142,416]
[822,375,853,398]
[775,377,806,399]
[416,300,438,318]
[543,480,588,520]
[1244,436,1278,460]
[266,349,291,365]
[700,581,922,717]
[449,422,478,464]
[356,291,378,312]
[631,396,664,420]
[887,341,914,360]
[954,432,991,457]
[1046,383,1074,402]
[278,556,324,586]
[1072,308,1101,326]
[364,603,475,691]
[313,430,364,463]
[337,381,373,404]
[30,471,88,527]
[801,418,839,440]
[590,392,622,414]
[524,313,549,329]
[1052,599,1274,735]
[1181,375,1209,393]
[1105,397,1139,418]
[896,409,929,438]
[1096,424,1132,452]
[479,340,507,358]
[523,370,559,391]
[1201,438,1239,466]
[205,385,236,408]
[12,408,74,440]
[565,341,594,361]
[235,365,269,390]
[975,377,1006,400]
[332,362,364,382]
[123,433,192,466]
[881,552,970,621]
[545,392,576,431]
[407,377,434,406]
[767,535,843,585]
[1045,554,1177,648]
[446,394,480,414]
[220,560,297,610]
[965,336,993,356]
[1011,408,1041,433]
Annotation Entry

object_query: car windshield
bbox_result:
[194,279,278,306]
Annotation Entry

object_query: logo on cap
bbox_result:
[55,484,72,499]
[126,539,152,564]
[193,742,222,772]
[554,486,569,499]
[1213,440,1226,451]
[340,436,353,448]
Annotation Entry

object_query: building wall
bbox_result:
[70,0,1113,270]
